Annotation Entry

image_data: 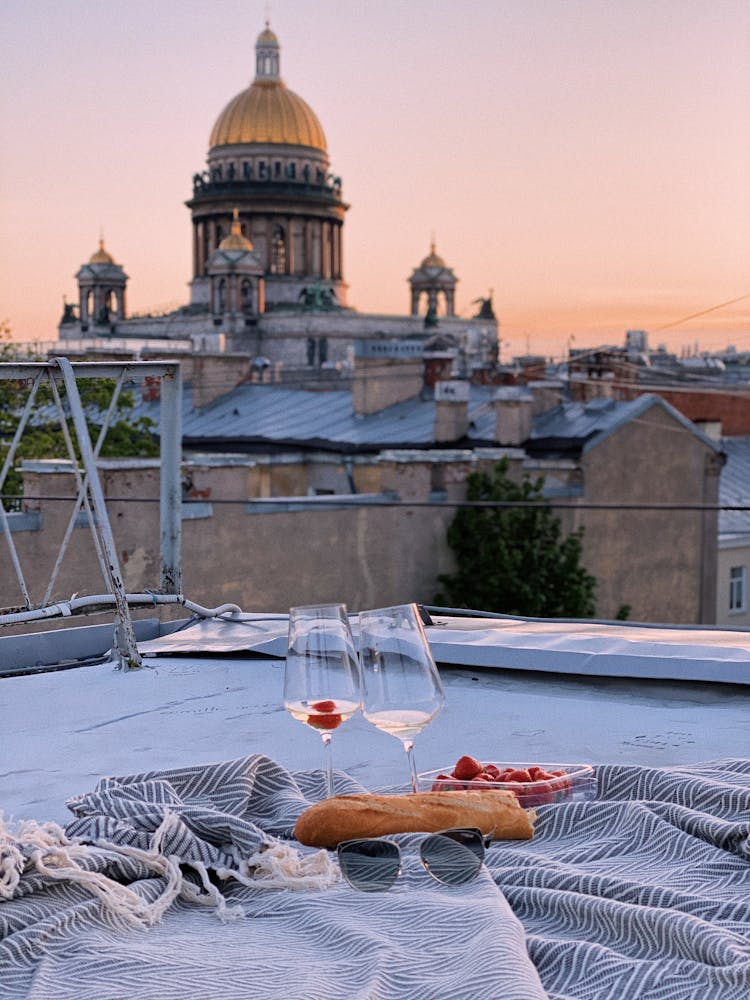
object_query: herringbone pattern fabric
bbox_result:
[1,755,546,999]
[1,757,748,998]
[492,758,750,998]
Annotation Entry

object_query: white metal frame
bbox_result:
[0,358,182,668]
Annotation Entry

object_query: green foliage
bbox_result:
[0,325,158,507]
[435,457,597,618]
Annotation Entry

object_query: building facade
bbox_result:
[58,24,498,375]
[4,364,723,624]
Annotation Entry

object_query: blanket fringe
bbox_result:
[0,813,337,929]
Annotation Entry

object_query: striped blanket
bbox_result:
[1,757,748,999]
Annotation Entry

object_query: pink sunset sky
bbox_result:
[1,0,749,360]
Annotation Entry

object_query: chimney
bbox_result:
[422,352,454,390]
[434,380,470,442]
[352,339,424,415]
[492,386,533,445]
[192,353,252,408]
[528,379,564,416]
[694,419,723,442]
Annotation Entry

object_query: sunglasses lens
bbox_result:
[338,839,401,892]
[420,828,485,886]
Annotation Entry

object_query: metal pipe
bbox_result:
[0,593,243,626]
[159,365,182,593]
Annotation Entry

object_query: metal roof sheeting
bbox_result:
[531,394,723,455]
[133,383,722,456]
[719,436,750,536]
[135,383,498,450]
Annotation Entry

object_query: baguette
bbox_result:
[294,790,534,848]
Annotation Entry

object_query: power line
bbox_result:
[3,494,748,513]
[652,293,750,333]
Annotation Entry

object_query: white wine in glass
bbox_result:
[284,603,361,798]
[359,603,445,793]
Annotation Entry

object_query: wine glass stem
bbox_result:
[403,739,418,793]
[321,731,334,798]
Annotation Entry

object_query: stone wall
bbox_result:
[1,422,721,624]
[565,404,721,623]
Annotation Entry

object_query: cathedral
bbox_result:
[59,24,498,372]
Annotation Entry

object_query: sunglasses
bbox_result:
[337,827,492,892]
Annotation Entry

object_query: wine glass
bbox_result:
[358,603,445,793]
[283,603,361,799]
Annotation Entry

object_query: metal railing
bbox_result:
[0,358,182,668]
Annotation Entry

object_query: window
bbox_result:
[270,225,286,274]
[729,566,746,612]
[240,279,253,314]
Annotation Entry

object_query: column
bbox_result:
[322,222,331,278]
[286,216,295,274]
[312,220,321,274]
[337,224,344,280]
[304,219,312,276]
[198,222,206,276]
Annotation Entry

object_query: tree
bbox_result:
[0,325,158,509]
[435,458,597,618]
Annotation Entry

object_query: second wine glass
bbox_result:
[359,603,445,793]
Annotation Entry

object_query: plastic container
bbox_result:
[418,762,596,806]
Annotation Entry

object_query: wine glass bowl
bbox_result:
[284,604,361,798]
[358,603,445,792]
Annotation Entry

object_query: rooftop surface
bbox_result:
[3,614,749,826]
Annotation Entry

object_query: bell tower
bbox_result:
[75,238,128,331]
[409,241,458,318]
[206,208,265,341]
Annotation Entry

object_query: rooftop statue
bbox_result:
[472,293,496,320]
[60,301,78,324]
[299,283,337,310]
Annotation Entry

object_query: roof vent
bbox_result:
[583,397,616,415]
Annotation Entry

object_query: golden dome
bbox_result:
[209,81,326,150]
[420,241,446,269]
[89,237,115,265]
[218,209,254,251]
[209,23,327,151]
[257,23,279,46]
